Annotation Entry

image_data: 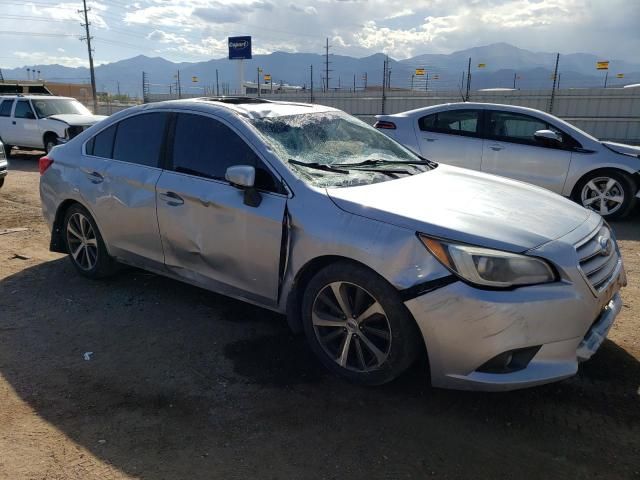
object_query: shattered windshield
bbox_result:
[251,111,434,187]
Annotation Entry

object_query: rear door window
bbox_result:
[171,113,282,193]
[112,112,169,167]
[14,100,35,119]
[418,110,481,136]
[0,100,13,117]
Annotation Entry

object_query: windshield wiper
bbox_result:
[288,159,350,174]
[331,159,432,168]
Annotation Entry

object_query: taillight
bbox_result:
[39,156,53,175]
[374,120,396,130]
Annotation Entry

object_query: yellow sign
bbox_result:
[264,74,272,82]
[191,76,198,82]
[616,73,624,78]
[478,63,486,68]
[596,61,609,70]
[415,68,425,76]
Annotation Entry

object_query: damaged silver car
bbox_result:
[39,98,626,391]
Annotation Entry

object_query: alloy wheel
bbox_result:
[580,176,625,216]
[66,212,98,271]
[312,281,392,372]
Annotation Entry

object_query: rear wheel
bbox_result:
[302,262,421,385]
[63,204,117,278]
[573,170,636,219]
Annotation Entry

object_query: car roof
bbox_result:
[384,102,552,118]
[0,95,75,101]
[137,97,339,120]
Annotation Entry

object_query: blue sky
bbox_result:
[1,0,639,69]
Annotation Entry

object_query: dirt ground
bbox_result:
[1,151,639,480]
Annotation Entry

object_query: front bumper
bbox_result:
[404,263,626,392]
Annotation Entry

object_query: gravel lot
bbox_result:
[1,151,639,480]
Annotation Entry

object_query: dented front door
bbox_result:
[155,172,287,304]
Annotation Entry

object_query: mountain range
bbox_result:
[2,43,639,97]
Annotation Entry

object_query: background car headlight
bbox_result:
[419,235,557,288]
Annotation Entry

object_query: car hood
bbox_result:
[602,141,640,159]
[48,114,107,126]
[326,165,591,252]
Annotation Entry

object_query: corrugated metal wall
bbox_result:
[259,88,640,144]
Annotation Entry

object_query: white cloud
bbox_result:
[384,8,414,20]
[15,51,89,68]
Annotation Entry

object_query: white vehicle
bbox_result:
[375,103,640,219]
[0,95,106,155]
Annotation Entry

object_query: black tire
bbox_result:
[301,262,421,386]
[44,134,57,154]
[0,178,4,188]
[1,144,12,158]
[63,204,118,279]
[572,170,637,220]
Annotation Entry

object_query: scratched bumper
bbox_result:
[404,273,624,391]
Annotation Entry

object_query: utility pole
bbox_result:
[79,0,98,113]
[549,53,560,113]
[324,37,331,92]
[176,70,181,99]
[513,72,517,89]
[603,71,609,88]
[411,74,414,90]
[117,81,120,96]
[142,71,149,103]
[310,64,314,103]
[363,72,367,90]
[381,57,387,114]
[465,57,471,101]
[216,69,219,96]
[425,72,429,92]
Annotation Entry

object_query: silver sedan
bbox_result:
[40,98,626,391]
[375,103,640,219]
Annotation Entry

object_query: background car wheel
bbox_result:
[44,135,57,154]
[63,204,117,279]
[302,262,421,386]
[573,170,636,219]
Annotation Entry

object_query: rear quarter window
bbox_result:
[112,113,168,168]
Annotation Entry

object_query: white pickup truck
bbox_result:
[0,95,106,155]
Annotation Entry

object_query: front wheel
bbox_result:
[301,262,421,385]
[573,171,637,219]
[45,137,57,154]
[64,204,117,278]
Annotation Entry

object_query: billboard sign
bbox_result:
[596,61,609,70]
[415,68,425,76]
[228,36,252,60]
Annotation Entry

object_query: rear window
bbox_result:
[418,109,480,136]
[0,100,14,117]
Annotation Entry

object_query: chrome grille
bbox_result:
[576,224,620,293]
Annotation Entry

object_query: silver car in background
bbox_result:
[40,98,626,391]
[375,103,640,219]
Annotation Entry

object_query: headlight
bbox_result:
[419,235,556,288]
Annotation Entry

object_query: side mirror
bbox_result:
[225,165,261,207]
[534,129,562,143]
[225,165,255,188]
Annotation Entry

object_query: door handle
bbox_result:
[159,191,184,206]
[424,137,437,142]
[490,144,504,151]
[86,171,104,184]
